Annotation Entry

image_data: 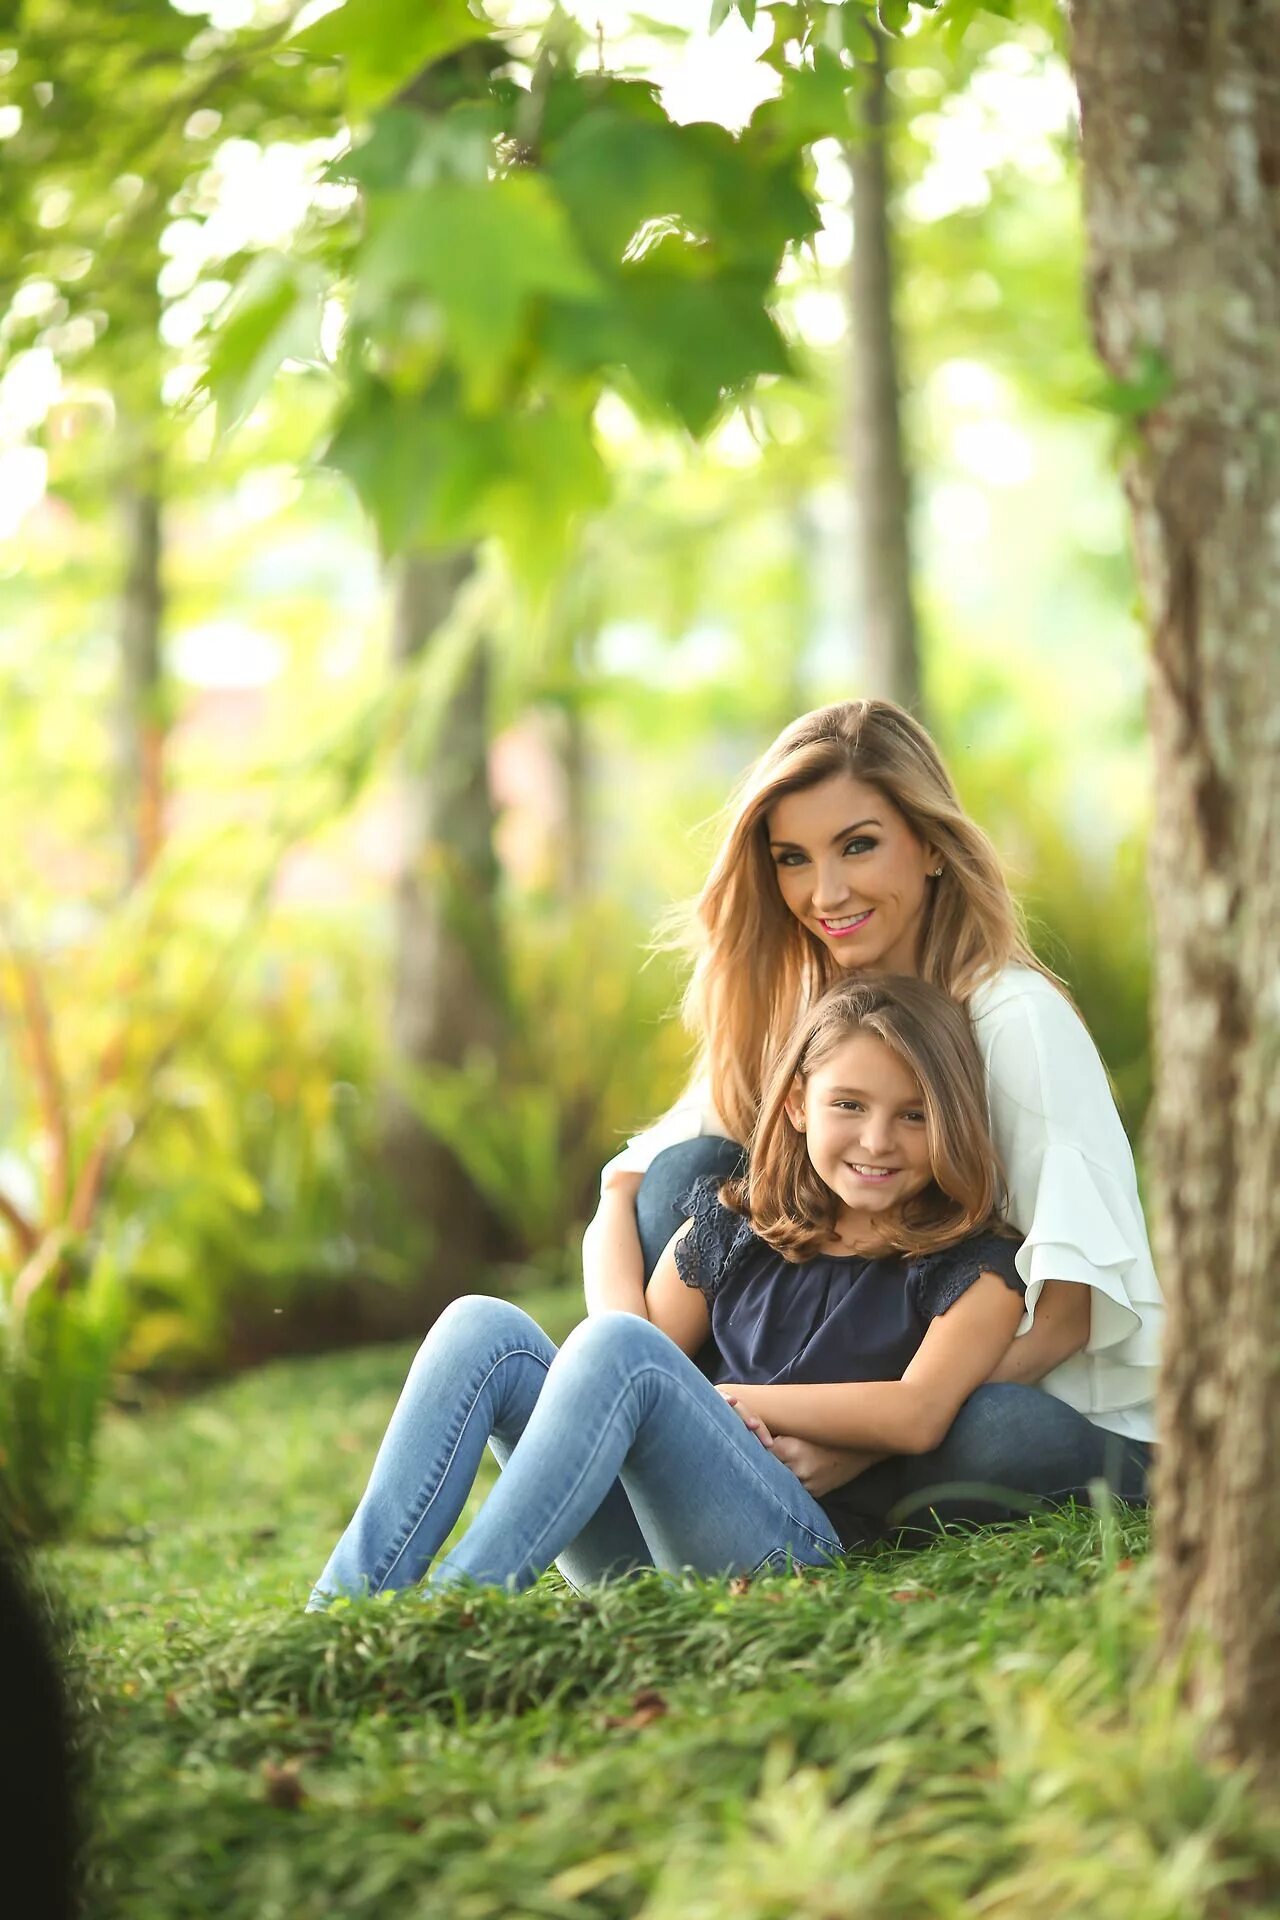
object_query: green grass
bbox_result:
[36,1293,1280,1920]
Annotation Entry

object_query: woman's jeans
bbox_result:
[308,1299,843,1609]
[638,1138,1153,1538]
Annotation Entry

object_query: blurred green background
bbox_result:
[0,0,1151,1539]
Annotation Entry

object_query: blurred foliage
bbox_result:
[398,899,693,1288]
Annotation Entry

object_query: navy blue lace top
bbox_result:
[674,1176,1026,1546]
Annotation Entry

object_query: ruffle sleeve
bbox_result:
[672,1176,755,1302]
[1011,1142,1161,1369]
[972,970,1164,1428]
[909,1230,1026,1321]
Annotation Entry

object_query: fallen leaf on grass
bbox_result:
[602,1687,670,1732]
[889,1588,938,1603]
[262,1761,306,1810]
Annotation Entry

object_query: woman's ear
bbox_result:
[783,1077,807,1133]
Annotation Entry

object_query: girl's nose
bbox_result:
[858,1116,895,1158]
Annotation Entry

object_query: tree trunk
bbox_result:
[845,35,924,714]
[118,478,165,886]
[1069,0,1280,1768]
[381,550,507,1324]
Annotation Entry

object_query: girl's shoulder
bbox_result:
[906,1225,1026,1321]
[673,1175,763,1301]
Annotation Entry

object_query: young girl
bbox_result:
[307,976,1026,1607]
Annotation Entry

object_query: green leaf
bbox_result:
[324,377,606,573]
[546,266,792,434]
[545,109,716,267]
[353,176,602,407]
[294,0,492,115]
[202,254,324,435]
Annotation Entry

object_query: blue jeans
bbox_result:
[637,1138,1153,1539]
[307,1297,843,1608]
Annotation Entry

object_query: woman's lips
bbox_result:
[819,909,873,938]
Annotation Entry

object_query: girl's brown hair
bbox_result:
[723,974,1008,1263]
[673,699,1062,1146]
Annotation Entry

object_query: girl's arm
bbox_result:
[581,1172,647,1317]
[720,1270,1025,1454]
[641,1224,713,1356]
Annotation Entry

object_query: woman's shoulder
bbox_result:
[969,965,1112,1104]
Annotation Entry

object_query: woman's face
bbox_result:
[766,773,939,975]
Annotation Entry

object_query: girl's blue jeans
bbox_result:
[308,1298,844,1608]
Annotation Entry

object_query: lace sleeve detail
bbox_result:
[672,1176,754,1302]
[910,1229,1026,1321]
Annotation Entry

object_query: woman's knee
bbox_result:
[636,1137,744,1277]
[935,1384,1102,1487]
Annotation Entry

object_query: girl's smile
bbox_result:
[784,1031,935,1245]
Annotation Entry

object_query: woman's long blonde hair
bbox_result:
[723,974,1008,1262]
[676,699,1058,1144]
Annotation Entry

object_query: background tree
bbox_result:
[1067,0,1279,1768]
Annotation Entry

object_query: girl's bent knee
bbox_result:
[424,1294,541,1354]
[562,1310,671,1366]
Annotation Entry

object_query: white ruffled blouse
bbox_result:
[601,965,1161,1443]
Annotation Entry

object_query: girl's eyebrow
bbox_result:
[826,1085,922,1101]
[768,817,881,849]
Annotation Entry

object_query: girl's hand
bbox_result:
[769,1436,879,1497]
[715,1384,775,1450]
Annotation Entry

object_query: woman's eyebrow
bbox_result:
[768,817,881,849]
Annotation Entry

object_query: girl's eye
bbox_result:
[902,1111,926,1125]
[834,1100,864,1112]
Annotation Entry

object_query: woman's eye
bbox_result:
[834,1100,864,1112]
[775,851,806,868]
[902,1111,926,1125]
[843,837,876,856]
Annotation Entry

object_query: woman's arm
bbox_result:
[720,1270,1025,1454]
[581,1172,647,1317]
[985,1278,1090,1384]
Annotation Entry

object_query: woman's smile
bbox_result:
[819,909,874,938]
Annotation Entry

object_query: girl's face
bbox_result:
[766,773,939,976]
[785,1032,935,1227]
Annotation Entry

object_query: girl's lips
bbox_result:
[819,909,874,938]
[846,1164,899,1182]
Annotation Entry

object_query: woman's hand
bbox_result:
[715,1384,775,1450]
[768,1436,883,1497]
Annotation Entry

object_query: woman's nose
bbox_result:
[811,863,850,909]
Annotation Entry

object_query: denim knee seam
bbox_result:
[375,1345,552,1591]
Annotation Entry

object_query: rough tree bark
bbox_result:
[118,475,165,885]
[380,550,507,1325]
[1069,0,1280,1767]
[845,33,924,714]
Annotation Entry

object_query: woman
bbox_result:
[582,699,1159,1538]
